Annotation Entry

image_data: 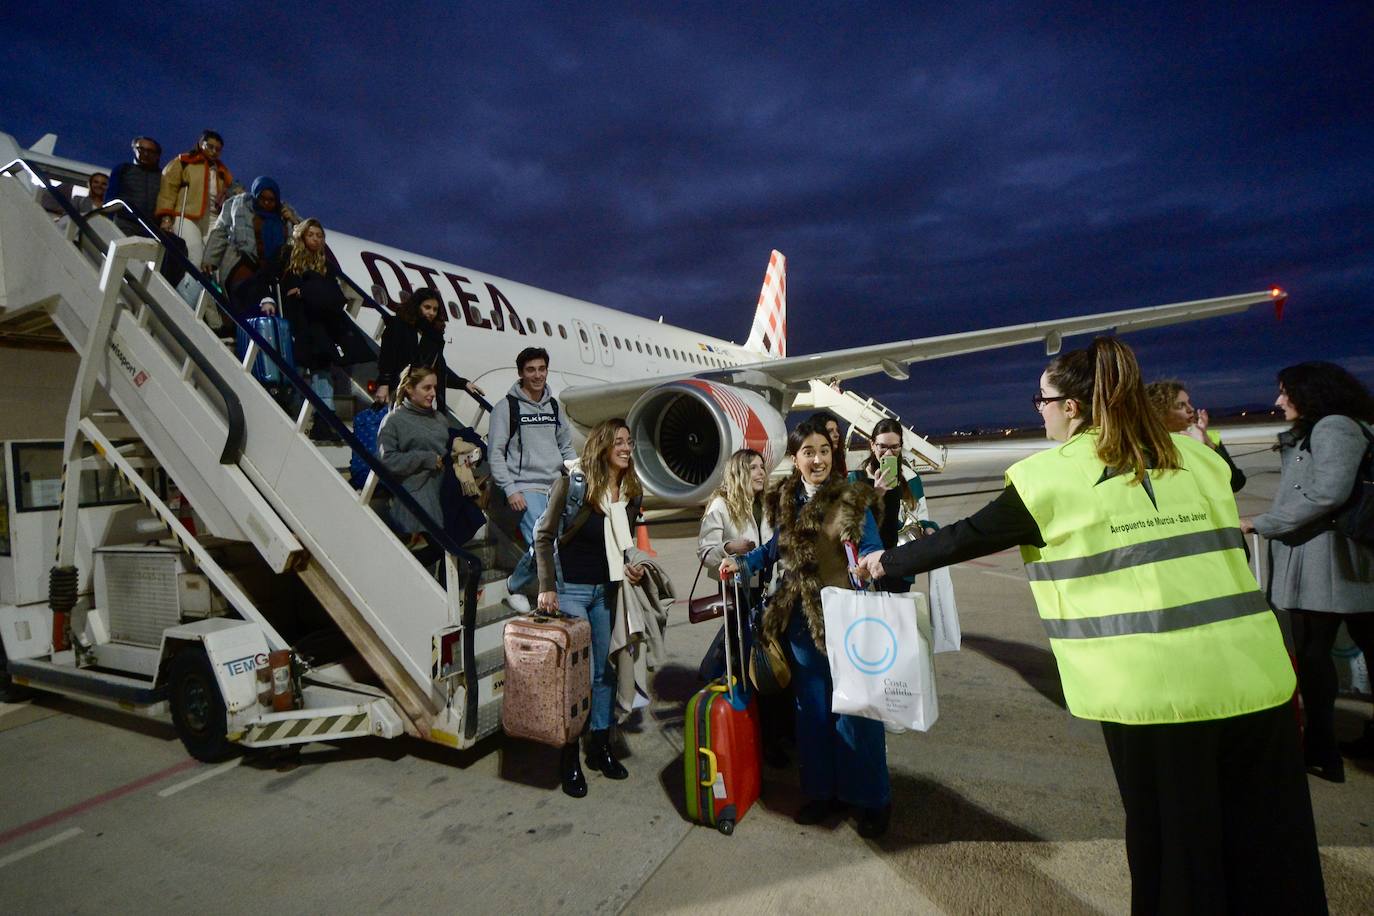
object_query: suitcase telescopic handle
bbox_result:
[698,747,718,787]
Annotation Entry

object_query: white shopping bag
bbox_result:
[928,566,960,654]
[822,586,938,732]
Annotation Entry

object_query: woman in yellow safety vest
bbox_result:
[858,337,1325,915]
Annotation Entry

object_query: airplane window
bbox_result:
[559,325,568,339]
[635,341,643,353]
[613,337,621,349]
[579,328,589,344]
[654,345,662,356]
[543,321,552,336]
[527,318,537,334]
[599,332,609,348]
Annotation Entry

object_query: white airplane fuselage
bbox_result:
[327,231,759,424]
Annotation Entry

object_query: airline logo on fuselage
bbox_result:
[360,250,529,336]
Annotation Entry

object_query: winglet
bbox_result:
[744,250,786,358]
[28,133,58,156]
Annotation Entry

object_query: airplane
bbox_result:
[1,130,1287,505]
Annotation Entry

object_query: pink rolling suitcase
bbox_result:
[501,613,592,746]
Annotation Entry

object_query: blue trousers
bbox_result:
[506,489,550,593]
[559,581,615,731]
[788,610,890,808]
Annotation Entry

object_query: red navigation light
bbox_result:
[1269,286,1284,298]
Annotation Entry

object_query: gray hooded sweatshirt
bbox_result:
[487,381,576,496]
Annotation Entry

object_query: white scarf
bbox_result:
[601,490,634,582]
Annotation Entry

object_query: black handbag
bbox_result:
[685,560,734,624]
[1334,424,1374,545]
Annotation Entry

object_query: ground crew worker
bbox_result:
[858,337,1326,914]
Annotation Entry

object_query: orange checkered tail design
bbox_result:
[743,249,787,358]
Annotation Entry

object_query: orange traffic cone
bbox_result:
[635,514,657,556]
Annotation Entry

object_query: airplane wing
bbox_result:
[560,288,1284,418]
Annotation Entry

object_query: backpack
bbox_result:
[1334,422,1374,545]
[556,469,643,548]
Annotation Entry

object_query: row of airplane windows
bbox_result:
[515,317,738,367]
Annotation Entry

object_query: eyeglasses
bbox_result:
[1032,394,1070,412]
[872,441,902,453]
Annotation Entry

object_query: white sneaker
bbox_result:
[503,590,531,613]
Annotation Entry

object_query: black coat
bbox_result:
[278,245,374,369]
[376,315,468,396]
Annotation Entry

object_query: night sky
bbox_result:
[6,2,1370,432]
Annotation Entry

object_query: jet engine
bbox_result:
[627,380,787,504]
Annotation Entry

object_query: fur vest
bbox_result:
[762,474,880,651]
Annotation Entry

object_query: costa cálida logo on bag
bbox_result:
[844,616,899,675]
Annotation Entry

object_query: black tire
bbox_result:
[717,819,735,836]
[168,649,233,762]
[0,638,34,703]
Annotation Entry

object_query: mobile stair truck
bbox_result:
[0,159,513,761]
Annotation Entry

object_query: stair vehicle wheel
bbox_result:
[716,818,735,836]
[168,649,233,762]
[0,639,34,703]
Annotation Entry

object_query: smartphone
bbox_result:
[879,454,900,488]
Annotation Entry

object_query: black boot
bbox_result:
[585,729,628,780]
[560,741,587,798]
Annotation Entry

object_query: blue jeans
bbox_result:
[788,610,890,808]
[559,581,615,731]
[506,489,550,594]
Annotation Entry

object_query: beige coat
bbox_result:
[156,153,234,228]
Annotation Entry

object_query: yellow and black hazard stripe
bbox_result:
[242,712,370,746]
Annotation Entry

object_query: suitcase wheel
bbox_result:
[716,818,734,836]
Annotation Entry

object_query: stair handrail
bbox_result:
[6,160,487,733]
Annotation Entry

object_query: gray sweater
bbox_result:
[1253,415,1374,613]
[487,382,576,496]
[378,401,453,534]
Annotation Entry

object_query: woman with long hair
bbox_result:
[377,365,455,575]
[375,287,482,410]
[849,418,933,592]
[1242,361,1374,780]
[860,337,1323,912]
[698,448,790,764]
[698,449,771,585]
[1145,379,1246,491]
[534,419,646,797]
[720,421,887,836]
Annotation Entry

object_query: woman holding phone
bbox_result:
[849,418,933,593]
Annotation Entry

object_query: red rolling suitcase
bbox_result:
[683,576,761,834]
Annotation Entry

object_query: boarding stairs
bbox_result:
[791,379,947,472]
[0,160,511,749]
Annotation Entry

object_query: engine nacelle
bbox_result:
[627,380,787,504]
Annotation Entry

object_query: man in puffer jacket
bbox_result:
[488,346,577,607]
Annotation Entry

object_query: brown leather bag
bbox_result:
[686,560,735,624]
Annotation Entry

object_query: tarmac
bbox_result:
[1,423,1371,914]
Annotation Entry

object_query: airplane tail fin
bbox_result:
[744,249,786,358]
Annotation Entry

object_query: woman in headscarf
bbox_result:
[204,175,299,317]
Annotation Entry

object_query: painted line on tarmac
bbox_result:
[0,827,84,870]
[0,758,198,848]
[157,758,241,797]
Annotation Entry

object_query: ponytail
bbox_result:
[1047,337,1179,485]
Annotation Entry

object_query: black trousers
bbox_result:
[1101,703,1326,916]
[1292,609,1374,763]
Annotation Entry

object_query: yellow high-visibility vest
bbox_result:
[1006,431,1293,724]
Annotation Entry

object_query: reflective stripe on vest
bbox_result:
[1025,527,1245,582]
[1040,589,1270,639]
[1006,432,1294,724]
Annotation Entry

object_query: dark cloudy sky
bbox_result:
[7,2,1370,431]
